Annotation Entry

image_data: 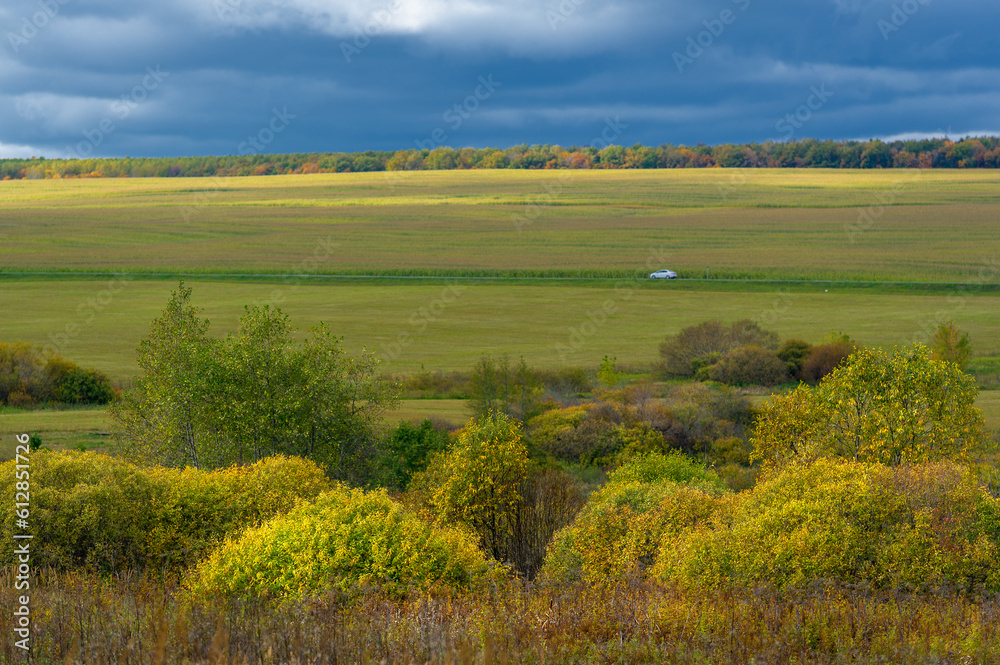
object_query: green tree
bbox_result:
[469,354,543,423]
[598,355,622,388]
[381,419,451,490]
[752,345,989,468]
[109,282,213,467]
[303,327,400,483]
[931,321,972,370]
[110,284,399,480]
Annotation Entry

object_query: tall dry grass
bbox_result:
[3,566,999,664]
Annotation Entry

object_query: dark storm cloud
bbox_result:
[1,0,997,157]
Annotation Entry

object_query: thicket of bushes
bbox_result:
[0,451,329,571]
[654,459,1000,593]
[540,455,1000,594]
[524,382,757,489]
[187,485,496,601]
[658,320,860,387]
[541,452,728,585]
[0,342,114,407]
[409,412,586,579]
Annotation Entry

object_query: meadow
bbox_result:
[2,169,1000,281]
[1,278,999,380]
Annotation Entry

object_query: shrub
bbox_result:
[659,382,756,454]
[399,371,470,398]
[381,419,451,490]
[187,485,495,601]
[799,339,855,383]
[526,405,591,461]
[0,451,329,571]
[533,366,593,398]
[54,367,115,404]
[0,342,109,406]
[540,452,727,584]
[776,339,813,378]
[653,459,1000,593]
[931,321,972,370]
[659,320,779,377]
[707,344,789,386]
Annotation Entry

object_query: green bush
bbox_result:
[0,451,329,571]
[540,453,727,585]
[526,405,591,461]
[381,419,451,489]
[607,451,726,489]
[707,344,789,386]
[54,367,115,404]
[410,412,529,562]
[653,459,1000,593]
[776,339,813,378]
[186,485,496,601]
[0,342,111,406]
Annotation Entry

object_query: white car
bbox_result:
[649,269,677,279]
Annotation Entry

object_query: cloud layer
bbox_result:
[2,0,998,157]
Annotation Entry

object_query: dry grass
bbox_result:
[3,567,999,664]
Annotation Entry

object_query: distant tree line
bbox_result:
[4,137,1000,180]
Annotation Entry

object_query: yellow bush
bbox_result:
[540,452,728,585]
[0,451,329,571]
[653,459,1000,593]
[186,485,496,601]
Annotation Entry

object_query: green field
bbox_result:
[3,169,999,454]
[2,169,1000,282]
[1,278,999,378]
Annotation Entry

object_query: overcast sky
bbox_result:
[1,0,998,158]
